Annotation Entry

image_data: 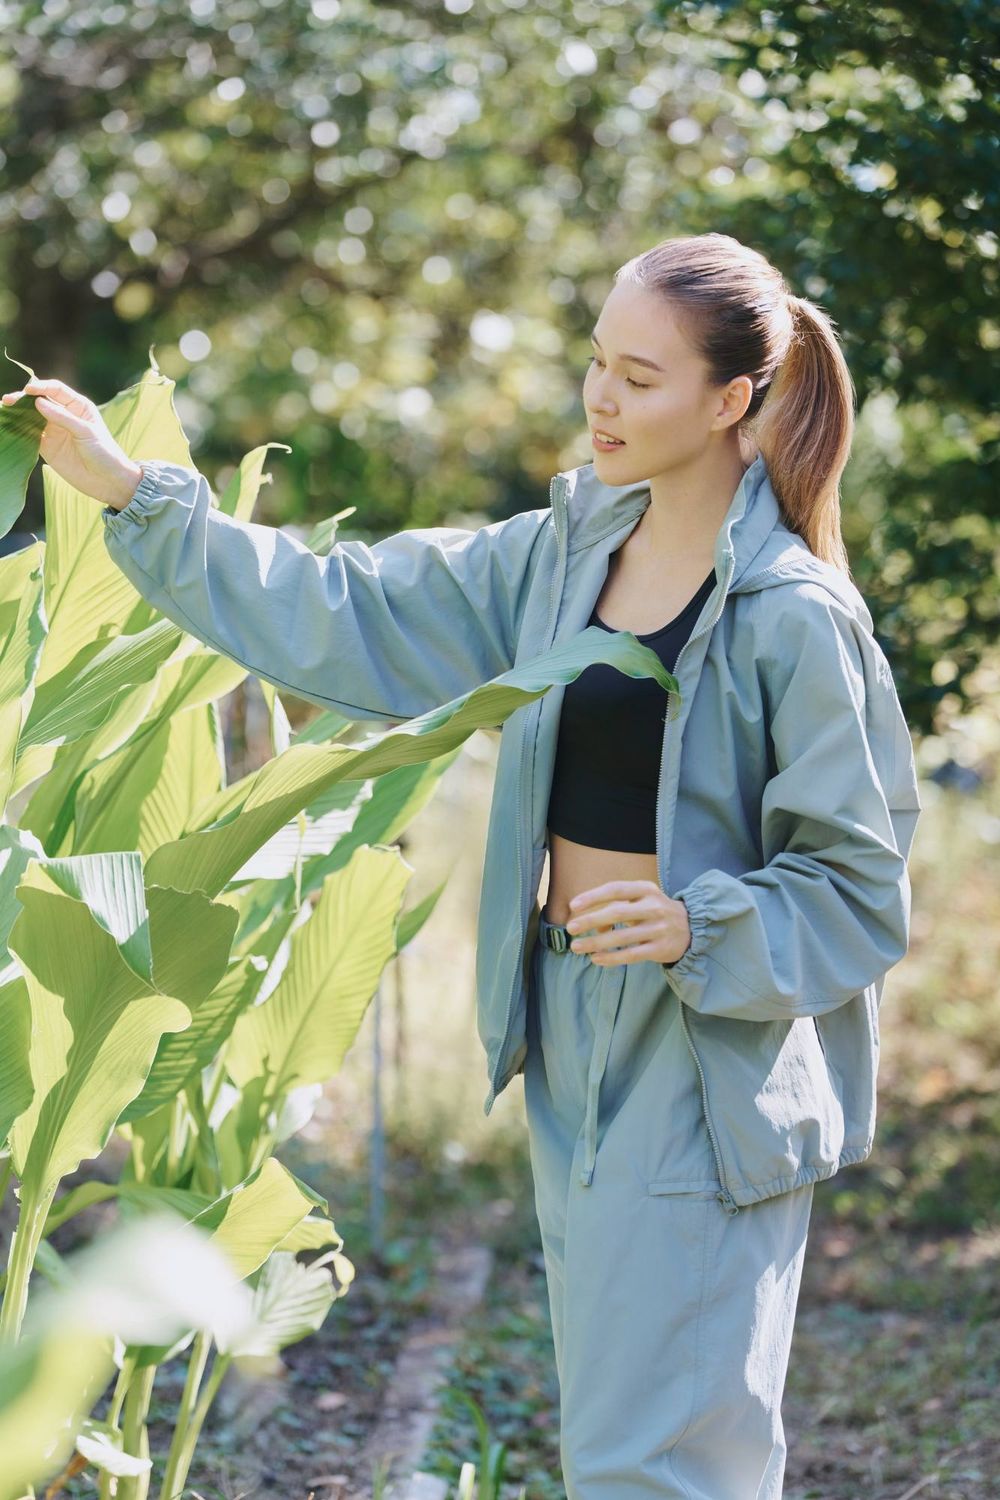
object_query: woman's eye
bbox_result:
[587,356,649,390]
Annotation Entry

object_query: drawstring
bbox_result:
[579,938,629,1189]
[538,913,629,1190]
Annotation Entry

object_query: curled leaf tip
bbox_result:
[3,350,36,380]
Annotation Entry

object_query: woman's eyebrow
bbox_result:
[590,331,665,373]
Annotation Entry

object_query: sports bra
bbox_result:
[545,567,717,853]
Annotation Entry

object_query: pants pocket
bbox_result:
[646,1178,724,1198]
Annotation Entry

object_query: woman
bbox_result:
[4,232,921,1499]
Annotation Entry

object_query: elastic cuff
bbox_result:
[661,885,713,978]
[101,459,195,531]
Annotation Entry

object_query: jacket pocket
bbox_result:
[683,1008,847,1191]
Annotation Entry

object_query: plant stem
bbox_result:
[202,1057,227,1122]
[156,1332,216,1500]
[108,1357,135,1430]
[118,1363,156,1500]
[97,1361,136,1500]
[0,1180,57,1345]
[246,1129,275,1179]
[165,1094,185,1182]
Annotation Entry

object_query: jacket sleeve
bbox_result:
[101,458,549,723]
[661,583,920,1022]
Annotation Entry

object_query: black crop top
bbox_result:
[545,567,717,853]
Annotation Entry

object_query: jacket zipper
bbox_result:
[486,474,568,1109]
[661,551,742,1216]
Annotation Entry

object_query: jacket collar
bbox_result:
[553,452,866,616]
[556,454,778,579]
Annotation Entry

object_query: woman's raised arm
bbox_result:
[2,376,550,724]
[102,458,550,723]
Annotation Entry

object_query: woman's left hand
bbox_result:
[565,879,691,967]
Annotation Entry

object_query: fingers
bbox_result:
[588,940,660,967]
[2,378,94,414]
[570,921,658,955]
[1,387,95,436]
[34,396,96,436]
[566,896,654,931]
[568,878,661,913]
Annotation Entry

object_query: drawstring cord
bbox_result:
[539,913,630,1190]
[579,955,628,1187]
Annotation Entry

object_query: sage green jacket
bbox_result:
[103,453,921,1212]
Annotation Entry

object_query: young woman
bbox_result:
[4,232,921,1499]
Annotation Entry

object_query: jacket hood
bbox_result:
[555,453,874,631]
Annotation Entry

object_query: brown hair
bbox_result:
[614,232,855,575]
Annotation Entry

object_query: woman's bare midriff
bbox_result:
[541,832,661,927]
[538,526,717,927]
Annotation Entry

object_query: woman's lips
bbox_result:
[592,433,625,452]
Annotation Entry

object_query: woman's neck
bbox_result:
[639,449,750,561]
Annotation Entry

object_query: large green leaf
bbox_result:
[36,357,193,685]
[223,779,370,940]
[216,1249,347,1359]
[12,677,159,823]
[289,707,353,745]
[0,826,46,974]
[0,973,32,1150]
[395,877,448,952]
[118,950,278,1126]
[216,441,293,523]
[0,830,47,1145]
[145,627,676,900]
[17,644,245,854]
[296,750,462,903]
[225,844,411,1093]
[0,354,44,542]
[44,1158,341,1278]
[0,546,46,806]
[6,853,237,1192]
[274,1213,345,1255]
[189,1157,327,1281]
[72,702,224,857]
[17,617,184,756]
[113,1160,334,1369]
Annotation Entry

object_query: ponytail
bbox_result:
[752,295,855,575]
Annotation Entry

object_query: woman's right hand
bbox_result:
[1,377,144,511]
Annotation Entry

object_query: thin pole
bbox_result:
[370,977,384,1256]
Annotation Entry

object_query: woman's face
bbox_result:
[583,281,747,484]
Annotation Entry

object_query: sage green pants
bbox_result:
[523,913,814,1500]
